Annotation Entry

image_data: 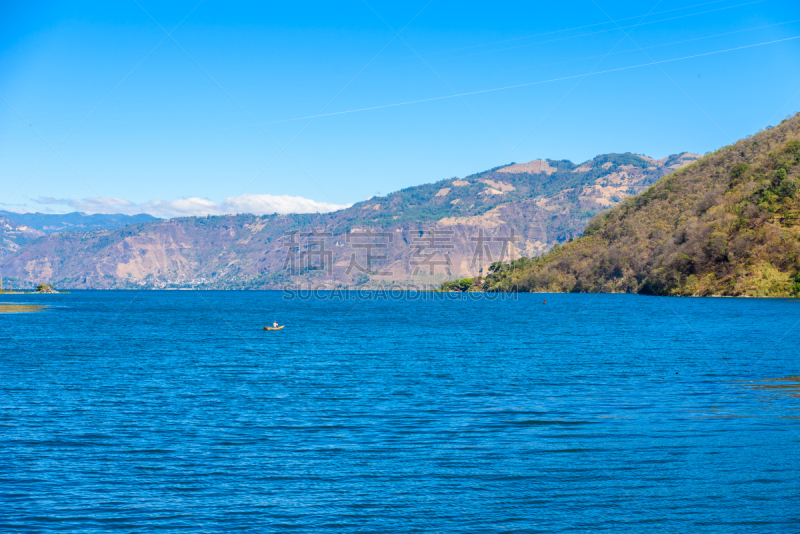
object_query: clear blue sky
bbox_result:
[2,0,799,216]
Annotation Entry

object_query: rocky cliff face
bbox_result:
[0,152,698,289]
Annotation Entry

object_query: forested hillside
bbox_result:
[484,114,800,297]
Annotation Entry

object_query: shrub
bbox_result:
[441,278,477,291]
[730,163,750,180]
[778,177,799,199]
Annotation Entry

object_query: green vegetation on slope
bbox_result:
[484,114,800,297]
[440,277,482,291]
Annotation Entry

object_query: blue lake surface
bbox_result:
[1,290,799,532]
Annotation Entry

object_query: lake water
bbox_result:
[1,291,798,532]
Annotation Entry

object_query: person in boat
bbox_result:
[273,321,279,328]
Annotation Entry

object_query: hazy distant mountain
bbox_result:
[484,114,800,297]
[0,152,699,289]
[0,211,159,234]
[0,217,45,259]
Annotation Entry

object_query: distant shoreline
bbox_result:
[6,287,797,299]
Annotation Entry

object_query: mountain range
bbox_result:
[0,210,158,235]
[0,152,699,290]
[484,113,800,297]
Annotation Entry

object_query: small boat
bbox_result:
[263,325,284,331]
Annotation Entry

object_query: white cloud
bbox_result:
[31,194,350,218]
